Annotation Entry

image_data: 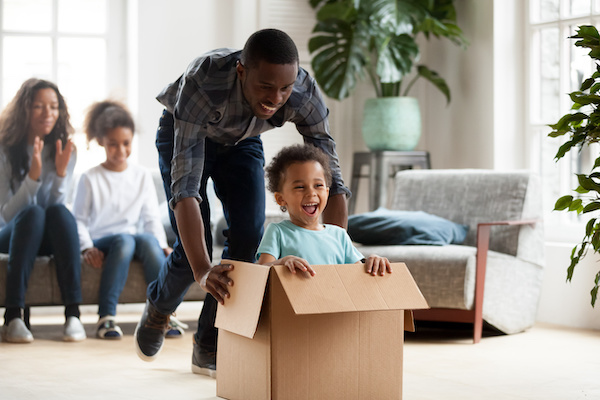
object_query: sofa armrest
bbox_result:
[472,219,539,342]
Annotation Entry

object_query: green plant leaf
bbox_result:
[569,198,583,211]
[307,0,467,101]
[554,195,574,210]
[577,174,600,192]
[309,18,367,100]
[586,218,597,236]
[548,112,588,135]
[575,185,590,194]
[569,92,600,106]
[413,65,450,103]
[583,201,600,213]
[376,33,419,84]
[589,81,600,94]
[581,77,595,91]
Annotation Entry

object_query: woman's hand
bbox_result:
[28,136,44,181]
[364,254,393,276]
[82,247,104,269]
[163,247,173,256]
[55,138,74,178]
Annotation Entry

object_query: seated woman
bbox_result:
[0,78,85,343]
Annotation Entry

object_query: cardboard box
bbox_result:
[215,261,429,400]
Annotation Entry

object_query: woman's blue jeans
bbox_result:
[149,110,266,353]
[0,204,82,310]
[93,233,164,317]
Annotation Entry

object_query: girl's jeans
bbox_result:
[93,233,164,317]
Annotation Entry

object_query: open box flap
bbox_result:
[273,262,429,315]
[215,260,270,339]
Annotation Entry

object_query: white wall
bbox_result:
[129,0,254,170]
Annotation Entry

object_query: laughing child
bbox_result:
[257,143,392,276]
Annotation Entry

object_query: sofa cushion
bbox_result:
[348,208,468,246]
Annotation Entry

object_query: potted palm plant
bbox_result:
[550,25,600,307]
[308,0,467,150]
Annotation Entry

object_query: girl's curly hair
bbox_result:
[83,100,134,143]
[265,143,332,193]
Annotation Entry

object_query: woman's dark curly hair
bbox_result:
[83,100,135,143]
[0,78,73,186]
[265,143,332,193]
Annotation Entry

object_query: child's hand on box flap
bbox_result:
[279,255,316,277]
[257,253,316,277]
[363,255,392,276]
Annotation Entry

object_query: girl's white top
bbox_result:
[72,163,168,251]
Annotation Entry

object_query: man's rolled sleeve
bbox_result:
[169,117,205,210]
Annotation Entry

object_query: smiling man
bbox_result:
[134,29,350,377]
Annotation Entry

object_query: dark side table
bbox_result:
[348,151,430,214]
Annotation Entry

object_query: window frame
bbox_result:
[0,0,128,172]
[527,0,600,242]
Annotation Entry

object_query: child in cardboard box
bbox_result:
[257,144,392,276]
[72,100,186,339]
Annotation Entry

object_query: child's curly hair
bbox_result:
[265,144,332,193]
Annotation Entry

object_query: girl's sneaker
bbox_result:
[165,315,188,338]
[96,315,123,340]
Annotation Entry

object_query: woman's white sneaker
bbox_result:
[1,318,33,343]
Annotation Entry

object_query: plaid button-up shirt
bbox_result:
[156,48,349,208]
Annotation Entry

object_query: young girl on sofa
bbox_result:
[72,100,185,339]
[0,78,85,343]
[257,143,392,276]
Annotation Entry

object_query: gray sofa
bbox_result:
[354,169,545,343]
[0,171,205,310]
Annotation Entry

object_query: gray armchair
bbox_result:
[354,169,545,343]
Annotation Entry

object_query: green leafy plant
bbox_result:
[549,25,600,307]
[307,0,468,101]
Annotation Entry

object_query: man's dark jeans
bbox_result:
[148,110,265,352]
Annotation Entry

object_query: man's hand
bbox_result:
[199,263,234,305]
[322,193,348,229]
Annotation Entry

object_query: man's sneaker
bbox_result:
[135,300,170,362]
[96,316,123,340]
[1,318,33,343]
[192,338,216,378]
[165,315,188,339]
[63,316,86,342]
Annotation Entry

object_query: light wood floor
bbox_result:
[0,301,598,400]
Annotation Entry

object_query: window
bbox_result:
[0,0,127,172]
[528,0,600,236]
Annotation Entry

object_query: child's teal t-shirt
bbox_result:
[257,219,364,264]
